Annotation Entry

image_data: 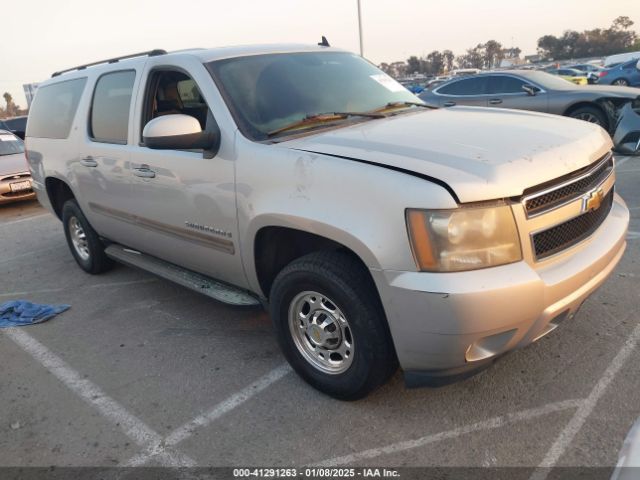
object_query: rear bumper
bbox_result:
[372,193,629,386]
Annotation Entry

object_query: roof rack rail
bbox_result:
[51,49,167,77]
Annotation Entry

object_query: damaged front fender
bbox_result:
[613,102,640,156]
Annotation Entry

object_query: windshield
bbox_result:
[207,52,420,140]
[0,133,24,156]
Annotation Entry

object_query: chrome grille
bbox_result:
[523,153,614,217]
[532,189,614,260]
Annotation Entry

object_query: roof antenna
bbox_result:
[318,36,330,47]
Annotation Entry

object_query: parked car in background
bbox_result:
[419,70,640,132]
[545,68,589,85]
[567,64,605,84]
[598,59,640,87]
[0,116,28,139]
[26,45,628,399]
[0,129,36,204]
[604,51,640,68]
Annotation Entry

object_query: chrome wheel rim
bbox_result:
[288,291,354,374]
[613,79,627,85]
[69,216,90,261]
[574,112,601,125]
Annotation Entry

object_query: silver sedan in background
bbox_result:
[419,70,640,133]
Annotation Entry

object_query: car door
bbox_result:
[485,74,549,113]
[432,76,489,107]
[126,58,245,287]
[73,68,142,248]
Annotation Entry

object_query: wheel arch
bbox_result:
[45,176,76,220]
[251,219,380,300]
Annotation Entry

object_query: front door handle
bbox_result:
[443,101,456,107]
[80,156,98,167]
[133,165,156,179]
[489,98,503,105]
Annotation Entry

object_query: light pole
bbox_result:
[357,0,364,57]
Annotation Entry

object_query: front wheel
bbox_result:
[613,78,629,86]
[270,251,397,400]
[62,199,113,274]
[568,106,608,130]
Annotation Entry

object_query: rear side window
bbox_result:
[437,77,488,95]
[486,76,526,94]
[26,78,87,139]
[90,70,136,144]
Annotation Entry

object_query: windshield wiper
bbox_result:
[373,101,436,113]
[267,111,385,137]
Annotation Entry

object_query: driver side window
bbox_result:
[142,70,214,143]
[486,76,527,95]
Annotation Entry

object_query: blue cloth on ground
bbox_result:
[0,300,70,328]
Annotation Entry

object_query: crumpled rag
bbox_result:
[0,300,70,328]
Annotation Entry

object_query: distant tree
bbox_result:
[612,16,634,31]
[442,50,455,72]
[390,61,408,77]
[503,47,522,58]
[483,40,503,68]
[537,16,638,60]
[2,92,16,117]
[456,44,485,69]
[379,62,391,75]
[406,56,421,74]
[425,50,445,75]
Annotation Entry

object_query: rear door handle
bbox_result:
[489,98,503,105]
[133,165,156,179]
[80,156,98,167]
[443,101,456,107]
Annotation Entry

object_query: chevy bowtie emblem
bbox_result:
[583,187,604,213]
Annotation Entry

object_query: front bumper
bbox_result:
[372,193,629,386]
[0,174,36,204]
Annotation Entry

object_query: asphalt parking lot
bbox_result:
[1,156,639,478]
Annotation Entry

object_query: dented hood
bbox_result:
[283,107,613,203]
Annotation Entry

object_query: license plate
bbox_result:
[9,180,31,192]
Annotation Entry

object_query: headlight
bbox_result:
[406,204,522,272]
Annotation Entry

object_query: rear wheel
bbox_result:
[568,106,607,129]
[62,199,113,274]
[270,251,397,400]
[613,78,629,86]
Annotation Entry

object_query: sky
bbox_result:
[1,0,638,107]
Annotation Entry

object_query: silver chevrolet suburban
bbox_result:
[26,45,629,399]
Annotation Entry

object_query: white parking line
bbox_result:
[2,328,196,466]
[317,399,583,467]
[0,278,159,298]
[529,316,640,480]
[1,213,51,226]
[124,364,292,466]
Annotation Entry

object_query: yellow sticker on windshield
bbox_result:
[370,74,406,92]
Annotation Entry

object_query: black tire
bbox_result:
[568,105,608,130]
[269,251,398,400]
[62,199,113,274]
[612,78,629,86]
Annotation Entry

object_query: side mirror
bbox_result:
[522,84,537,96]
[143,114,218,154]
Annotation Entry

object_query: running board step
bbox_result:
[105,244,261,307]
